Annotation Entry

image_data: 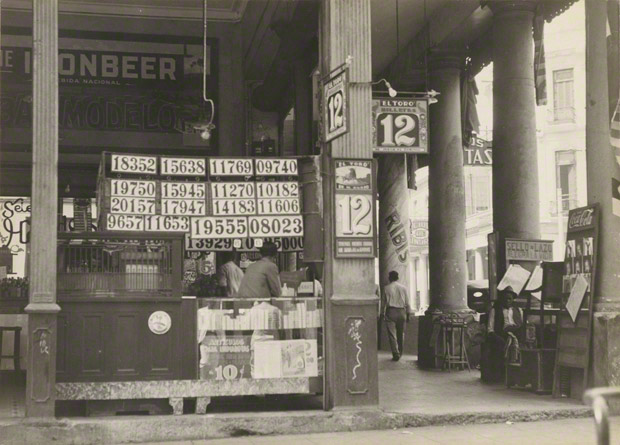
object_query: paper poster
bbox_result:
[566,274,589,323]
[497,264,531,296]
[252,339,318,379]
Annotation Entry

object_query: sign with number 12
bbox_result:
[323,68,349,143]
[333,159,375,258]
[372,98,428,153]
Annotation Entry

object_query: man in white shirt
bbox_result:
[382,271,411,361]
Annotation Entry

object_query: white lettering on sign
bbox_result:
[57,53,176,80]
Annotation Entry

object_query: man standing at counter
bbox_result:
[236,241,282,299]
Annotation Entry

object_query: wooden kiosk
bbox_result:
[54,153,324,414]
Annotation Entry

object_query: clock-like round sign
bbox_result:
[148,311,172,335]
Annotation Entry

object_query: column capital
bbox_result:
[485,0,538,16]
[427,49,465,72]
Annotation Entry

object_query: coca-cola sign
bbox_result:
[567,206,596,230]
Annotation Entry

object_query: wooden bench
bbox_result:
[56,378,310,415]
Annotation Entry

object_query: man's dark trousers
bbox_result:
[385,306,407,359]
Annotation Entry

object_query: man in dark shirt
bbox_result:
[236,241,282,299]
[382,270,411,361]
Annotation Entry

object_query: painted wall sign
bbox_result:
[148,311,172,335]
[334,159,375,258]
[505,238,554,262]
[384,210,409,263]
[1,31,217,149]
[463,136,492,166]
[323,68,349,142]
[409,219,429,247]
[372,98,428,153]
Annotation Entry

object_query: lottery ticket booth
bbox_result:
[51,152,324,415]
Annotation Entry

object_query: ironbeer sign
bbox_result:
[333,159,375,258]
[323,67,349,143]
[372,97,428,153]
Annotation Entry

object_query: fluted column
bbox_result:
[490,1,541,279]
[25,0,60,417]
[585,0,620,390]
[320,0,378,408]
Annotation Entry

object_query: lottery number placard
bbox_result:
[372,98,428,154]
[323,69,349,142]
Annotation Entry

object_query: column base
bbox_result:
[417,307,477,369]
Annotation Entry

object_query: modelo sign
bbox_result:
[464,136,492,166]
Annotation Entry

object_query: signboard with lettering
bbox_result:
[99,153,304,250]
[463,136,492,166]
[372,98,428,153]
[505,238,554,262]
[323,68,349,142]
[409,219,429,247]
[333,159,375,258]
[553,204,600,398]
[1,31,218,151]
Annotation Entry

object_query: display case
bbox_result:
[56,231,195,383]
[196,297,323,391]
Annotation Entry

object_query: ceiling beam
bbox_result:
[381,1,491,82]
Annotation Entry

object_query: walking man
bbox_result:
[382,271,411,361]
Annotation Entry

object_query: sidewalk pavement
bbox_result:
[125,417,617,445]
[0,353,594,445]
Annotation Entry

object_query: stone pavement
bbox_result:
[128,417,618,445]
[0,352,594,445]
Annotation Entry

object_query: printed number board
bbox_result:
[160,157,206,176]
[372,98,428,153]
[255,158,298,176]
[161,182,206,199]
[323,69,348,142]
[191,216,249,239]
[209,158,254,176]
[111,154,157,174]
[248,215,304,238]
[111,179,157,197]
[186,234,304,252]
[110,197,157,215]
[333,159,375,258]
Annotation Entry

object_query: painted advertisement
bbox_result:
[1,30,217,150]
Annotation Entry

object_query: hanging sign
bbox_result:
[372,98,428,153]
[333,159,375,258]
[323,68,349,143]
[464,136,492,166]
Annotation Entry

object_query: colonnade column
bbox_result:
[489,1,541,279]
[25,0,60,417]
[585,0,620,389]
[418,50,469,367]
[378,155,411,311]
[320,0,378,408]
[419,253,429,310]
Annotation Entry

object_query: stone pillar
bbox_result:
[378,155,411,310]
[490,1,541,278]
[418,50,469,368]
[294,55,314,156]
[25,0,60,417]
[320,0,378,408]
[419,253,429,309]
[585,0,620,389]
